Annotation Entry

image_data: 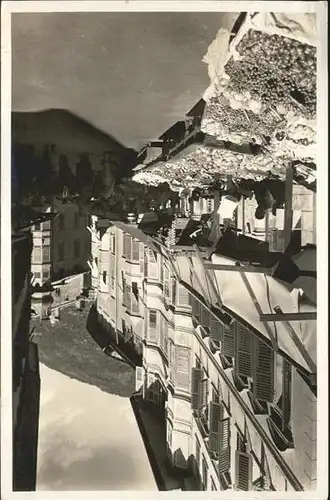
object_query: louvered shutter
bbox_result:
[191,296,201,321]
[191,367,203,410]
[132,240,140,262]
[235,450,252,491]
[209,402,224,453]
[175,346,190,391]
[253,338,274,402]
[199,378,209,408]
[210,315,224,342]
[218,418,231,473]
[235,324,253,377]
[222,322,236,357]
[201,306,211,331]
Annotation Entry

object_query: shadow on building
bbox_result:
[12,230,40,491]
[86,304,143,368]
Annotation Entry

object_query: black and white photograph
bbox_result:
[1,1,328,497]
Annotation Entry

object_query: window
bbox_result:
[267,359,293,451]
[164,266,170,298]
[33,272,41,279]
[34,223,41,231]
[43,270,50,279]
[148,309,158,343]
[32,247,42,264]
[111,234,116,254]
[131,282,140,315]
[174,346,190,391]
[42,246,50,262]
[202,456,208,490]
[177,283,190,307]
[102,271,107,285]
[132,240,140,262]
[43,220,51,230]
[42,237,51,246]
[73,240,81,259]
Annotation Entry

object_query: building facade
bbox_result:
[31,198,90,287]
[89,218,317,492]
[12,229,40,491]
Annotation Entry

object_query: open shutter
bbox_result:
[222,322,236,357]
[191,296,201,321]
[199,378,209,408]
[200,306,211,331]
[235,451,252,491]
[209,402,224,453]
[191,367,203,410]
[175,346,190,391]
[218,418,231,473]
[210,315,224,342]
[253,338,274,402]
[235,324,253,377]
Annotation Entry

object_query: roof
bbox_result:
[186,98,206,118]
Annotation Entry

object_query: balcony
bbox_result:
[86,304,143,367]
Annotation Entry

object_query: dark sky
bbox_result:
[12,12,238,149]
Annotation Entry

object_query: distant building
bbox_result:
[87,218,316,492]
[30,197,90,287]
[12,229,40,491]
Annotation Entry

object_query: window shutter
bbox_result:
[191,367,203,409]
[199,378,209,408]
[209,402,224,453]
[218,418,231,473]
[210,315,224,342]
[253,338,274,403]
[201,306,211,331]
[222,322,236,357]
[191,296,201,321]
[235,450,252,491]
[235,324,253,377]
[175,346,190,391]
[132,240,140,262]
